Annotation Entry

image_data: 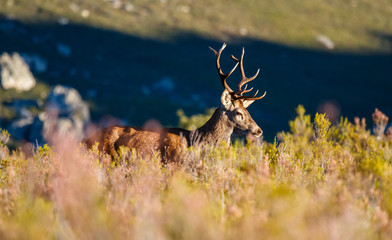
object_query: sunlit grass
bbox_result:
[1,0,391,52]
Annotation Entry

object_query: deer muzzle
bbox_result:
[252,127,263,138]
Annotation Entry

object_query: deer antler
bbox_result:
[231,48,266,101]
[210,43,266,101]
[209,43,239,94]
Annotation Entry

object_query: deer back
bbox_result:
[83,125,191,163]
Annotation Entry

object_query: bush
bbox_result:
[0,107,392,239]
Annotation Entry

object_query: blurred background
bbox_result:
[0,0,391,143]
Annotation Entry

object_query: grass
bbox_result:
[0,106,392,239]
[2,0,392,52]
[0,82,50,120]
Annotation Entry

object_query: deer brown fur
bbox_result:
[83,43,266,163]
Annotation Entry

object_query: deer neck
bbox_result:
[192,107,234,146]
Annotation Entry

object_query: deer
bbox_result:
[83,43,266,163]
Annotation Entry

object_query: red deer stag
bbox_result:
[83,43,266,163]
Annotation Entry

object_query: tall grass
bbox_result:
[1,106,392,239]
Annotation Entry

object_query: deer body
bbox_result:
[83,43,265,163]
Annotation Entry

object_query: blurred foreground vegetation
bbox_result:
[1,106,392,239]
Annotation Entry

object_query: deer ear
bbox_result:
[221,89,233,109]
[242,99,255,108]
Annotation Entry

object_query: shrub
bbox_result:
[0,107,392,239]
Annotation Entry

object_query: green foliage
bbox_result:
[177,108,215,130]
[1,106,392,239]
[314,112,331,141]
[0,82,50,122]
[0,129,10,147]
[38,144,51,158]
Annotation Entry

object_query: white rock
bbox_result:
[239,27,248,36]
[57,17,69,25]
[81,9,90,18]
[316,35,335,49]
[43,85,90,140]
[69,3,80,13]
[177,5,190,13]
[124,3,135,12]
[0,52,36,92]
[110,0,123,9]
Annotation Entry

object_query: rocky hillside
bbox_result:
[0,0,391,141]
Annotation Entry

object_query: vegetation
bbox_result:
[0,82,50,120]
[1,106,392,239]
[2,0,392,52]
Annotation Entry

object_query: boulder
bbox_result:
[6,108,34,141]
[3,85,90,144]
[0,52,36,92]
[41,85,90,141]
[20,53,47,73]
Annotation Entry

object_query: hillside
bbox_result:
[0,0,391,139]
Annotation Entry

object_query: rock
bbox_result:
[3,99,40,109]
[29,115,44,145]
[316,35,335,50]
[109,0,123,9]
[42,85,90,140]
[0,52,36,92]
[20,53,47,73]
[177,5,190,13]
[153,77,175,93]
[239,27,248,36]
[124,3,135,12]
[6,108,34,141]
[81,9,90,18]
[57,43,72,57]
[3,85,90,144]
[57,17,70,25]
[69,3,80,13]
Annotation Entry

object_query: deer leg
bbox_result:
[103,127,121,160]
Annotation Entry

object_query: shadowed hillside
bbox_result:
[1,17,391,139]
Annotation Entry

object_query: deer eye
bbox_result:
[236,111,244,120]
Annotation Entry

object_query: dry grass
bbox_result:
[1,0,392,52]
[1,106,392,239]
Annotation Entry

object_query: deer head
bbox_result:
[210,43,265,138]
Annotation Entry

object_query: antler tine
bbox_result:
[235,47,260,91]
[231,49,259,92]
[209,43,239,93]
[235,90,267,101]
[240,84,254,96]
[230,47,266,101]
